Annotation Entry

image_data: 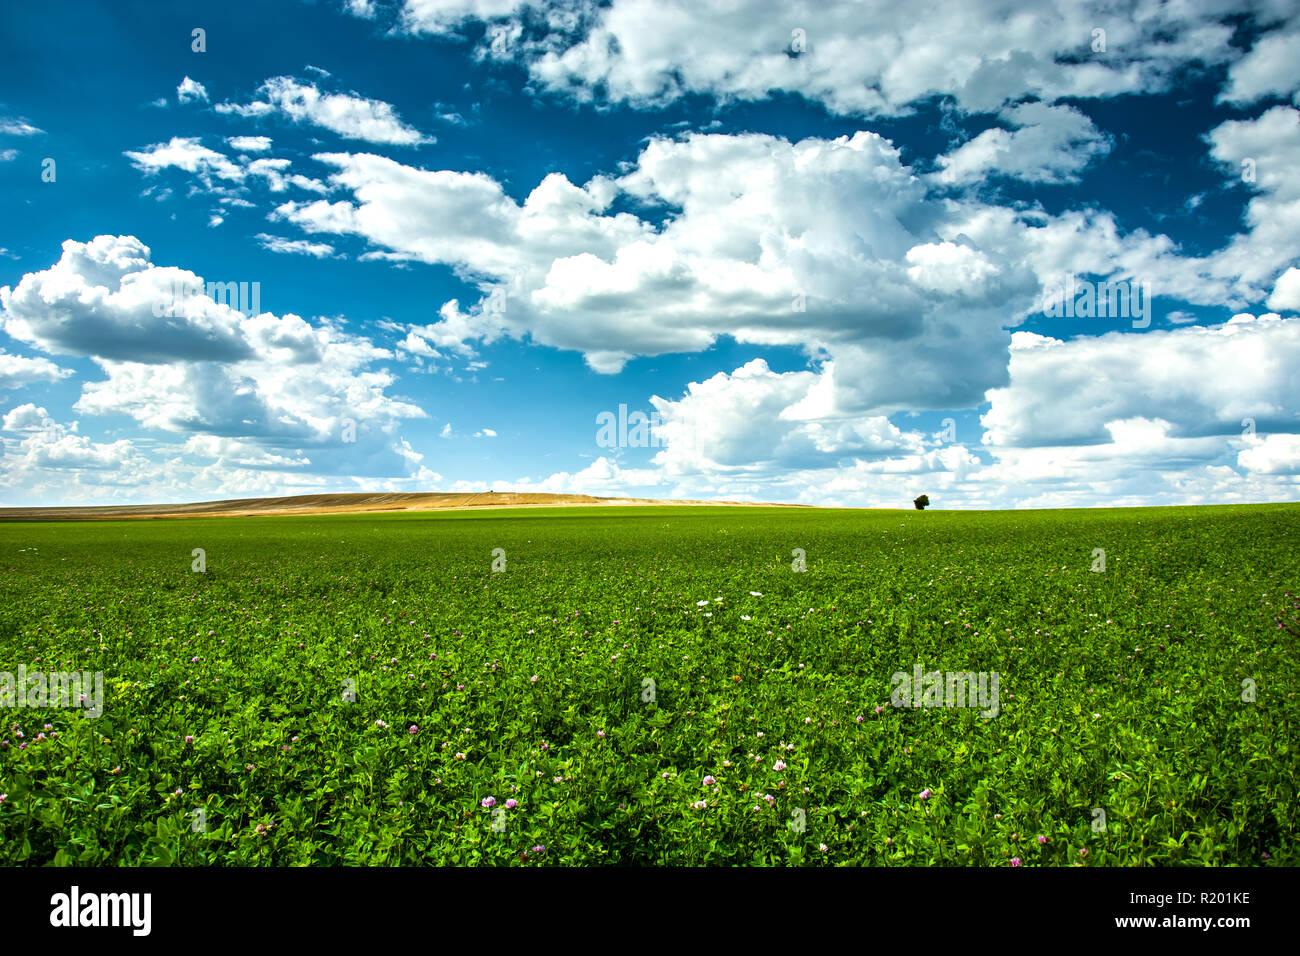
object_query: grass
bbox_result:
[0,503,1296,865]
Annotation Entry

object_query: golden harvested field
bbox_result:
[0,491,812,520]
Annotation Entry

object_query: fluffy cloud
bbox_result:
[256,233,336,257]
[1200,106,1300,297]
[2,236,253,362]
[124,136,328,199]
[227,135,273,152]
[543,307,1300,508]
[0,236,427,482]
[177,76,209,104]
[223,103,1300,375]
[125,137,244,185]
[1218,26,1300,105]
[981,315,1300,448]
[471,454,664,498]
[274,131,1053,403]
[933,102,1112,185]
[1238,432,1300,474]
[0,349,72,389]
[503,321,1300,508]
[289,124,1293,420]
[511,419,1298,509]
[0,118,43,136]
[216,76,432,146]
[904,241,1003,294]
[1267,266,1300,311]
[393,0,1247,118]
[2,403,54,431]
[0,403,443,505]
[649,358,926,476]
[0,412,146,489]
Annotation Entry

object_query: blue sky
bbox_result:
[2,0,1299,508]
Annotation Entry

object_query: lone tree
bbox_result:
[913,494,930,510]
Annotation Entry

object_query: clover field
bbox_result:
[1,503,1297,866]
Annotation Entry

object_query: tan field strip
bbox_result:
[0,491,814,520]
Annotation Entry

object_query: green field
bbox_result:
[1,504,1297,866]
